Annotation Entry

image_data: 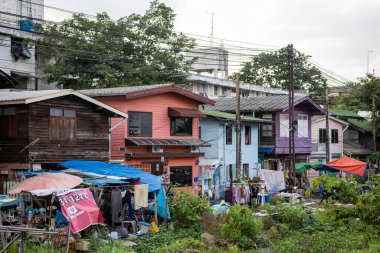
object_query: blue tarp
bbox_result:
[59,160,162,192]
[258,146,275,153]
[85,178,127,187]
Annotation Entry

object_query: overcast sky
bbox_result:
[44,0,380,82]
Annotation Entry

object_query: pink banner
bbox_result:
[58,188,104,233]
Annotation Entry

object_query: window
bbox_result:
[0,107,16,140]
[226,125,233,145]
[279,114,289,137]
[242,90,250,97]
[262,124,273,137]
[243,164,249,179]
[170,166,192,187]
[128,111,152,137]
[297,114,308,138]
[170,117,192,136]
[222,87,228,96]
[245,126,251,145]
[49,108,76,141]
[199,126,201,139]
[331,129,338,144]
[319,128,327,143]
[213,85,218,95]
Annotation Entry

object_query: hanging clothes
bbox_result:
[122,189,134,219]
[134,184,149,209]
[111,189,122,224]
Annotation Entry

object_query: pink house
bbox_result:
[81,84,214,189]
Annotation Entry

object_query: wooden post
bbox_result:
[0,204,5,253]
[154,192,158,225]
[66,222,71,253]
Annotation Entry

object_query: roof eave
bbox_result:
[282,96,326,115]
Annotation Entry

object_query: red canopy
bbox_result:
[322,156,368,177]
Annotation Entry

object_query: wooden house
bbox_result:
[206,95,326,171]
[0,90,127,179]
[81,84,215,189]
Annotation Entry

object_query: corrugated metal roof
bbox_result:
[329,109,362,118]
[0,89,128,117]
[204,95,307,112]
[202,110,271,123]
[125,138,209,146]
[0,90,66,102]
[80,84,173,97]
[347,118,372,133]
[258,146,275,153]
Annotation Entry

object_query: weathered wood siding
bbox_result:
[0,105,29,162]
[256,112,275,146]
[0,96,110,163]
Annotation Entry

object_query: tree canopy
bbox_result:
[231,47,327,98]
[37,0,195,89]
[332,74,380,112]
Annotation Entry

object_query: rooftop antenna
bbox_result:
[206,12,215,47]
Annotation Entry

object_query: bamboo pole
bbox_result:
[154,192,158,225]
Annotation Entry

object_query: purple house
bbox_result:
[206,95,325,170]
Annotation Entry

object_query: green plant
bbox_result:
[220,205,263,250]
[271,204,309,230]
[306,175,360,203]
[171,190,210,229]
[156,237,206,252]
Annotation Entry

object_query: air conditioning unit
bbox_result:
[190,146,200,153]
[151,145,164,153]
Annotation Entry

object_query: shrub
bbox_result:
[220,205,263,250]
[171,190,210,229]
[156,237,206,253]
[306,175,360,203]
[271,204,309,230]
[201,211,226,238]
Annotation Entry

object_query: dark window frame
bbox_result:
[170,117,193,136]
[0,107,17,140]
[331,129,338,144]
[128,111,152,137]
[319,128,327,143]
[261,123,273,137]
[245,126,251,145]
[226,125,233,145]
[170,166,192,187]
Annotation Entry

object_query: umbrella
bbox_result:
[295,162,322,173]
[9,173,83,194]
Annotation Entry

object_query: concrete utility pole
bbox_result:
[287,44,296,186]
[325,89,330,162]
[235,74,242,179]
[372,96,377,151]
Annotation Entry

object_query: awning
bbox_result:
[295,162,322,172]
[84,178,127,187]
[198,158,221,167]
[319,156,368,177]
[258,146,275,153]
[168,107,206,118]
[125,138,210,147]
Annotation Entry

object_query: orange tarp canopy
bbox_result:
[321,156,368,177]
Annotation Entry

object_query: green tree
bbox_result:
[231,47,327,99]
[37,0,195,89]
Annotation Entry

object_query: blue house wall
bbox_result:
[200,118,259,198]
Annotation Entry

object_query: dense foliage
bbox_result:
[37,0,195,89]
[171,190,209,229]
[231,47,327,99]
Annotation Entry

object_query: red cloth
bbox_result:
[58,188,104,233]
[325,157,367,177]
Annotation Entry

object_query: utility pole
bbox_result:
[235,74,242,179]
[372,96,377,151]
[287,44,296,186]
[325,89,330,162]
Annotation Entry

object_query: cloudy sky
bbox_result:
[44,0,380,82]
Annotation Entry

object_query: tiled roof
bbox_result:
[204,95,306,112]
[329,109,362,119]
[80,84,173,97]
[201,110,271,123]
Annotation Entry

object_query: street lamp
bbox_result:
[367,50,374,74]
